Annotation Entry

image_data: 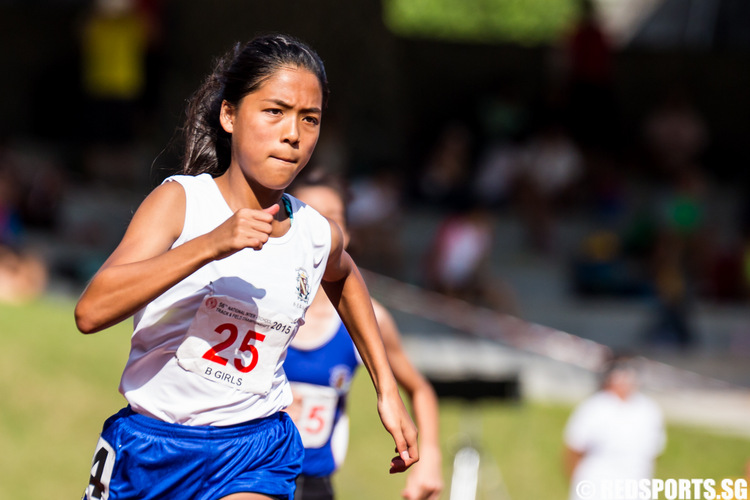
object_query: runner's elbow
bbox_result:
[74,300,105,334]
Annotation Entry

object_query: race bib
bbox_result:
[83,436,115,500]
[176,294,296,395]
[289,382,339,448]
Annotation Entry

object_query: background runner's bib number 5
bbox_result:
[290,382,338,448]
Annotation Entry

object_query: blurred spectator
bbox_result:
[79,0,150,187]
[646,166,710,348]
[346,169,405,276]
[642,88,708,180]
[472,139,522,209]
[417,121,474,208]
[476,83,529,144]
[423,201,519,315]
[571,229,651,299]
[80,0,148,144]
[639,90,711,324]
[584,151,629,228]
[564,356,666,500]
[515,120,584,252]
[0,165,23,248]
[698,192,748,304]
[21,164,66,232]
[471,85,529,208]
[562,0,618,150]
[0,246,47,305]
[0,141,65,233]
[133,0,169,121]
[0,161,47,304]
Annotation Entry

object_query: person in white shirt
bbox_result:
[564,357,666,500]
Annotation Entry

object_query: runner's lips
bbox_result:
[271,155,297,164]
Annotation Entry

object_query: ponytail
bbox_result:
[179,46,237,176]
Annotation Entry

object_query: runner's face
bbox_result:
[221,66,323,191]
[294,186,350,248]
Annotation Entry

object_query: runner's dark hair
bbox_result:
[179,33,329,176]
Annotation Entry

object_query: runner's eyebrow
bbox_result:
[262,98,321,115]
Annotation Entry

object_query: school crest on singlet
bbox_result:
[330,365,353,394]
[295,267,311,307]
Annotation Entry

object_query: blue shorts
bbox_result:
[82,407,303,500]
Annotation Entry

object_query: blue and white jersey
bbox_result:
[285,318,361,477]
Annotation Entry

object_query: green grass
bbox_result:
[0,296,130,500]
[335,376,573,499]
[338,374,750,499]
[1,296,748,500]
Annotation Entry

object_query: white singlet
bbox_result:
[119,173,332,426]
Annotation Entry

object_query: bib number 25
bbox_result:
[202,322,266,373]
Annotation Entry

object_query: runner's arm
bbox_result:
[75,181,278,333]
[374,300,442,500]
[321,219,419,473]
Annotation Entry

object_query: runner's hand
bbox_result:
[378,391,419,474]
[401,448,443,499]
[208,204,280,258]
